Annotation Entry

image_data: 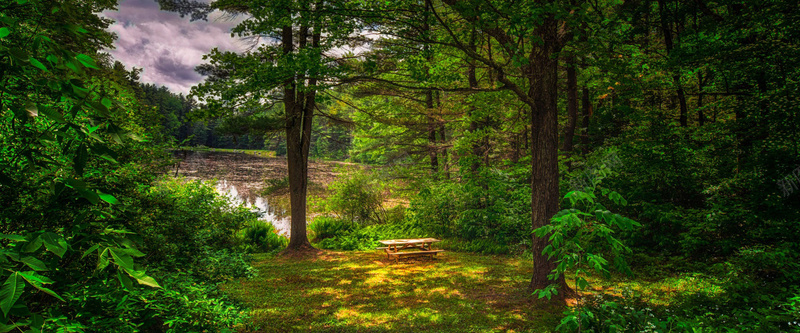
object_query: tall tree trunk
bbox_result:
[581,87,591,154]
[426,90,439,174]
[467,29,485,174]
[436,91,449,179]
[562,56,578,154]
[658,0,688,127]
[676,76,688,126]
[529,16,570,299]
[282,22,317,253]
[440,124,449,179]
[698,71,706,126]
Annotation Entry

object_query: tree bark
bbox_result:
[426,90,439,174]
[467,29,485,174]
[562,56,578,154]
[581,87,591,154]
[529,16,570,299]
[658,0,688,127]
[433,0,571,300]
[282,22,317,253]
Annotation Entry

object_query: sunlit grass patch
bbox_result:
[222,249,738,332]
[222,251,560,332]
[576,269,725,307]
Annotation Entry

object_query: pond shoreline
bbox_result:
[171,151,354,235]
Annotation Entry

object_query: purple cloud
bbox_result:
[104,0,243,94]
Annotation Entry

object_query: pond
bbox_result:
[172,150,292,236]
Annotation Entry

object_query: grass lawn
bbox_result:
[222,251,563,332]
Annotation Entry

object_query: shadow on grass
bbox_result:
[223,251,562,332]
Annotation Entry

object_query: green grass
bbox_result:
[222,251,561,332]
[222,251,729,332]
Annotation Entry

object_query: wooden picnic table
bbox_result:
[378,238,444,263]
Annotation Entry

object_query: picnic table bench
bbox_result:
[378,238,444,263]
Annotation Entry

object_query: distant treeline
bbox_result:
[138,83,351,159]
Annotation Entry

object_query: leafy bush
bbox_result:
[243,222,288,253]
[58,269,247,333]
[310,216,425,251]
[124,178,252,261]
[437,238,511,255]
[309,216,357,241]
[557,292,696,333]
[326,171,386,224]
[534,186,639,301]
[407,164,531,250]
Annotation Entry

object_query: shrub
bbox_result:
[557,292,697,333]
[309,216,357,242]
[124,178,253,258]
[242,222,288,253]
[407,165,531,248]
[326,171,386,224]
[309,216,426,251]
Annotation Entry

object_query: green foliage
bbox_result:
[326,171,386,224]
[534,185,639,330]
[407,163,532,251]
[557,292,696,333]
[309,216,357,242]
[309,216,426,251]
[0,0,256,330]
[242,222,288,253]
[124,178,251,261]
[436,239,511,255]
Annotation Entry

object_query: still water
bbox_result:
[173,151,292,236]
[215,179,291,236]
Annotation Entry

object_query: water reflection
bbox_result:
[215,179,291,236]
[171,151,293,236]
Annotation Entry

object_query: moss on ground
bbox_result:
[223,251,561,332]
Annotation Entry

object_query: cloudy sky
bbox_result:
[103,0,245,94]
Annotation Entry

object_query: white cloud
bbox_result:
[103,0,245,94]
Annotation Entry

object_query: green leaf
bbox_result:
[127,270,161,288]
[98,248,110,271]
[65,61,80,74]
[20,256,48,271]
[22,236,42,253]
[134,275,161,288]
[76,54,98,69]
[40,232,67,258]
[75,188,99,205]
[0,28,9,39]
[0,234,25,242]
[29,313,44,331]
[81,244,101,259]
[0,322,19,333]
[109,248,134,271]
[18,272,63,302]
[120,247,145,257]
[89,144,118,163]
[29,57,47,71]
[117,270,133,290]
[38,105,65,123]
[0,273,24,316]
[98,191,119,205]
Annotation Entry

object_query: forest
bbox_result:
[1,0,799,332]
